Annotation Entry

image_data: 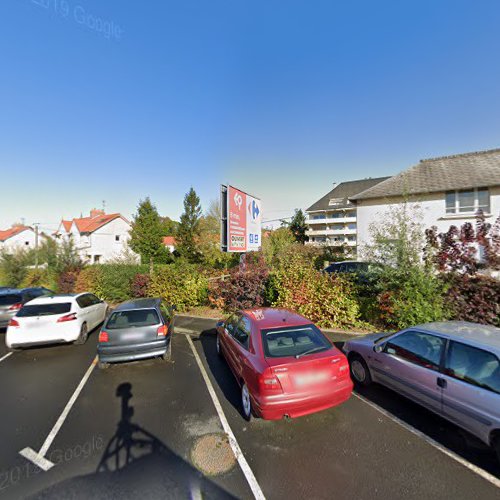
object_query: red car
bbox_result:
[216,308,353,420]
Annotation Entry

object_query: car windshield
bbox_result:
[0,294,22,306]
[106,309,160,329]
[17,303,72,317]
[261,324,331,358]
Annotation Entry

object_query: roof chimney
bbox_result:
[90,208,105,218]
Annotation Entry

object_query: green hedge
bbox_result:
[149,263,208,312]
[74,264,149,302]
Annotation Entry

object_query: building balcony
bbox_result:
[307,216,356,225]
[306,227,357,236]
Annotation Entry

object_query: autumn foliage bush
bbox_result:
[208,254,269,312]
[268,254,361,329]
[148,263,208,312]
[131,273,151,298]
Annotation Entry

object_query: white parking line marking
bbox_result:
[186,335,266,500]
[0,352,13,363]
[175,327,197,335]
[19,356,98,471]
[353,392,500,489]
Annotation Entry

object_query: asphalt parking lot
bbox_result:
[0,316,499,499]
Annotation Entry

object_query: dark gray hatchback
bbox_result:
[97,298,174,369]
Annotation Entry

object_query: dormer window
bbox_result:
[445,188,490,215]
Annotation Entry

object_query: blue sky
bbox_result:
[1,0,500,231]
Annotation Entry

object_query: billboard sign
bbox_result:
[221,185,262,253]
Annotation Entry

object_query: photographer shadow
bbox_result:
[31,382,235,499]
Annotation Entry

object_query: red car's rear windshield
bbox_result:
[261,324,331,358]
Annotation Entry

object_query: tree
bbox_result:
[176,188,203,262]
[129,198,171,265]
[364,203,448,329]
[288,209,309,244]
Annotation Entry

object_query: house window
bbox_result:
[347,223,356,230]
[445,188,490,215]
[94,255,101,263]
[25,241,30,246]
[312,215,326,220]
[347,235,356,242]
[115,235,120,242]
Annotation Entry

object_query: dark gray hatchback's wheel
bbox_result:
[74,323,88,345]
[349,354,372,386]
[162,339,172,362]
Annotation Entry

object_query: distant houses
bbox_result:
[0,224,36,253]
[305,147,500,256]
[163,236,177,253]
[54,209,136,264]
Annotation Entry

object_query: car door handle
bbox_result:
[437,377,447,389]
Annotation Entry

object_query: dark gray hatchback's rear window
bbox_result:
[0,294,22,306]
[106,309,160,329]
[17,303,72,317]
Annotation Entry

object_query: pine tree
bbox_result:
[289,209,309,244]
[129,198,170,264]
[176,188,203,262]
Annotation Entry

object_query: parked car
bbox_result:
[216,308,353,420]
[5,292,107,349]
[343,321,500,461]
[0,287,54,329]
[97,298,174,369]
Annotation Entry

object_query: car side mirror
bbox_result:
[374,343,385,354]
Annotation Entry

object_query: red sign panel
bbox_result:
[227,186,247,252]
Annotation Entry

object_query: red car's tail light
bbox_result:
[8,318,19,328]
[8,303,22,311]
[157,324,167,337]
[99,331,109,343]
[57,313,77,322]
[259,369,283,393]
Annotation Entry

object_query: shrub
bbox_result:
[0,251,31,287]
[269,255,361,329]
[74,266,104,296]
[148,263,208,312]
[131,273,151,298]
[20,268,57,290]
[208,255,269,311]
[98,265,149,302]
[58,269,80,293]
[444,274,500,326]
[374,266,449,330]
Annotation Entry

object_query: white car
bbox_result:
[6,293,108,349]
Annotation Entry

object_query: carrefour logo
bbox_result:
[248,199,260,220]
[234,192,243,210]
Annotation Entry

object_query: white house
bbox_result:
[305,177,390,249]
[0,225,36,253]
[352,148,500,254]
[162,236,177,253]
[54,209,137,264]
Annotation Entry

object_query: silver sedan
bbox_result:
[343,321,500,462]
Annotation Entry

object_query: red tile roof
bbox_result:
[0,225,32,242]
[74,213,123,234]
[163,236,177,246]
[57,212,127,235]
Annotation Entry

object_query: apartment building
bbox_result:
[305,177,390,249]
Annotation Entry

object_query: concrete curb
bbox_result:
[177,314,370,336]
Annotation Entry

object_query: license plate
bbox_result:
[294,371,330,386]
